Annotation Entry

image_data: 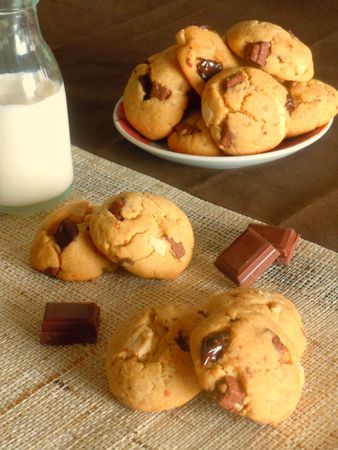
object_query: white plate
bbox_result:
[113,97,333,169]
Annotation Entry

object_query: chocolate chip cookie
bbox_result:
[286,79,338,137]
[106,304,205,411]
[205,288,307,362]
[30,201,115,281]
[190,310,304,425]
[167,110,224,156]
[226,20,314,82]
[176,24,239,96]
[201,66,290,155]
[123,46,191,140]
[87,192,194,280]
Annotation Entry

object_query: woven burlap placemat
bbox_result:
[0,147,337,450]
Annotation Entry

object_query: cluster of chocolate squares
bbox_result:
[215,223,300,287]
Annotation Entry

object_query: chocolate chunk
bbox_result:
[174,121,201,136]
[175,331,190,352]
[285,94,295,114]
[45,267,59,277]
[220,121,232,147]
[214,228,280,287]
[109,198,125,220]
[201,331,230,366]
[244,41,271,66]
[217,376,245,412]
[165,237,185,259]
[248,223,300,265]
[151,82,171,101]
[272,334,287,353]
[138,73,152,100]
[196,58,223,81]
[224,72,245,90]
[53,220,79,250]
[198,309,209,318]
[40,302,100,345]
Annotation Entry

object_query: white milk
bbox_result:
[0,73,73,207]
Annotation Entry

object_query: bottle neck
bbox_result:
[0,0,39,14]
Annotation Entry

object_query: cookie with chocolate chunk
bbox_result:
[106,303,205,411]
[286,79,338,137]
[167,110,224,156]
[87,192,194,280]
[201,67,290,155]
[176,24,239,96]
[30,201,116,281]
[123,46,191,140]
[205,288,307,362]
[190,310,304,425]
[226,20,313,82]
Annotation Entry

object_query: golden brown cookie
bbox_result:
[190,310,304,425]
[204,288,307,362]
[30,201,116,281]
[201,66,290,155]
[167,110,224,156]
[286,79,338,137]
[87,192,194,280]
[123,46,191,140]
[176,24,239,96]
[106,303,206,411]
[226,20,314,82]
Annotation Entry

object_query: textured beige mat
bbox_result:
[0,147,337,450]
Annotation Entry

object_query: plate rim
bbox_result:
[113,97,333,168]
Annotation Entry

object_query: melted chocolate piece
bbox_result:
[201,331,230,366]
[175,331,190,352]
[272,334,287,353]
[165,237,185,259]
[217,376,245,412]
[45,267,59,277]
[138,73,152,100]
[220,121,233,147]
[53,221,79,250]
[244,41,271,66]
[40,302,100,345]
[224,72,245,90]
[151,82,171,101]
[285,94,296,114]
[109,198,125,220]
[196,58,223,81]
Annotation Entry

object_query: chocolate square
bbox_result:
[248,223,300,265]
[40,302,100,345]
[214,228,280,287]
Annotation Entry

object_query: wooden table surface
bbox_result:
[38,0,338,252]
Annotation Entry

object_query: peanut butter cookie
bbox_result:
[201,66,290,155]
[106,304,205,411]
[190,310,304,425]
[123,46,191,140]
[286,79,338,137]
[176,24,239,96]
[30,201,115,281]
[205,288,307,362]
[226,20,314,82]
[87,192,194,280]
[167,110,224,156]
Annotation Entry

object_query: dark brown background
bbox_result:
[38,0,338,251]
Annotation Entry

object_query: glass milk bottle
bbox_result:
[0,0,73,214]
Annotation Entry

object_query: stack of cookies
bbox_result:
[30,192,194,281]
[106,288,307,426]
[122,20,338,156]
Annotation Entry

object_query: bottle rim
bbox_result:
[0,0,39,14]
